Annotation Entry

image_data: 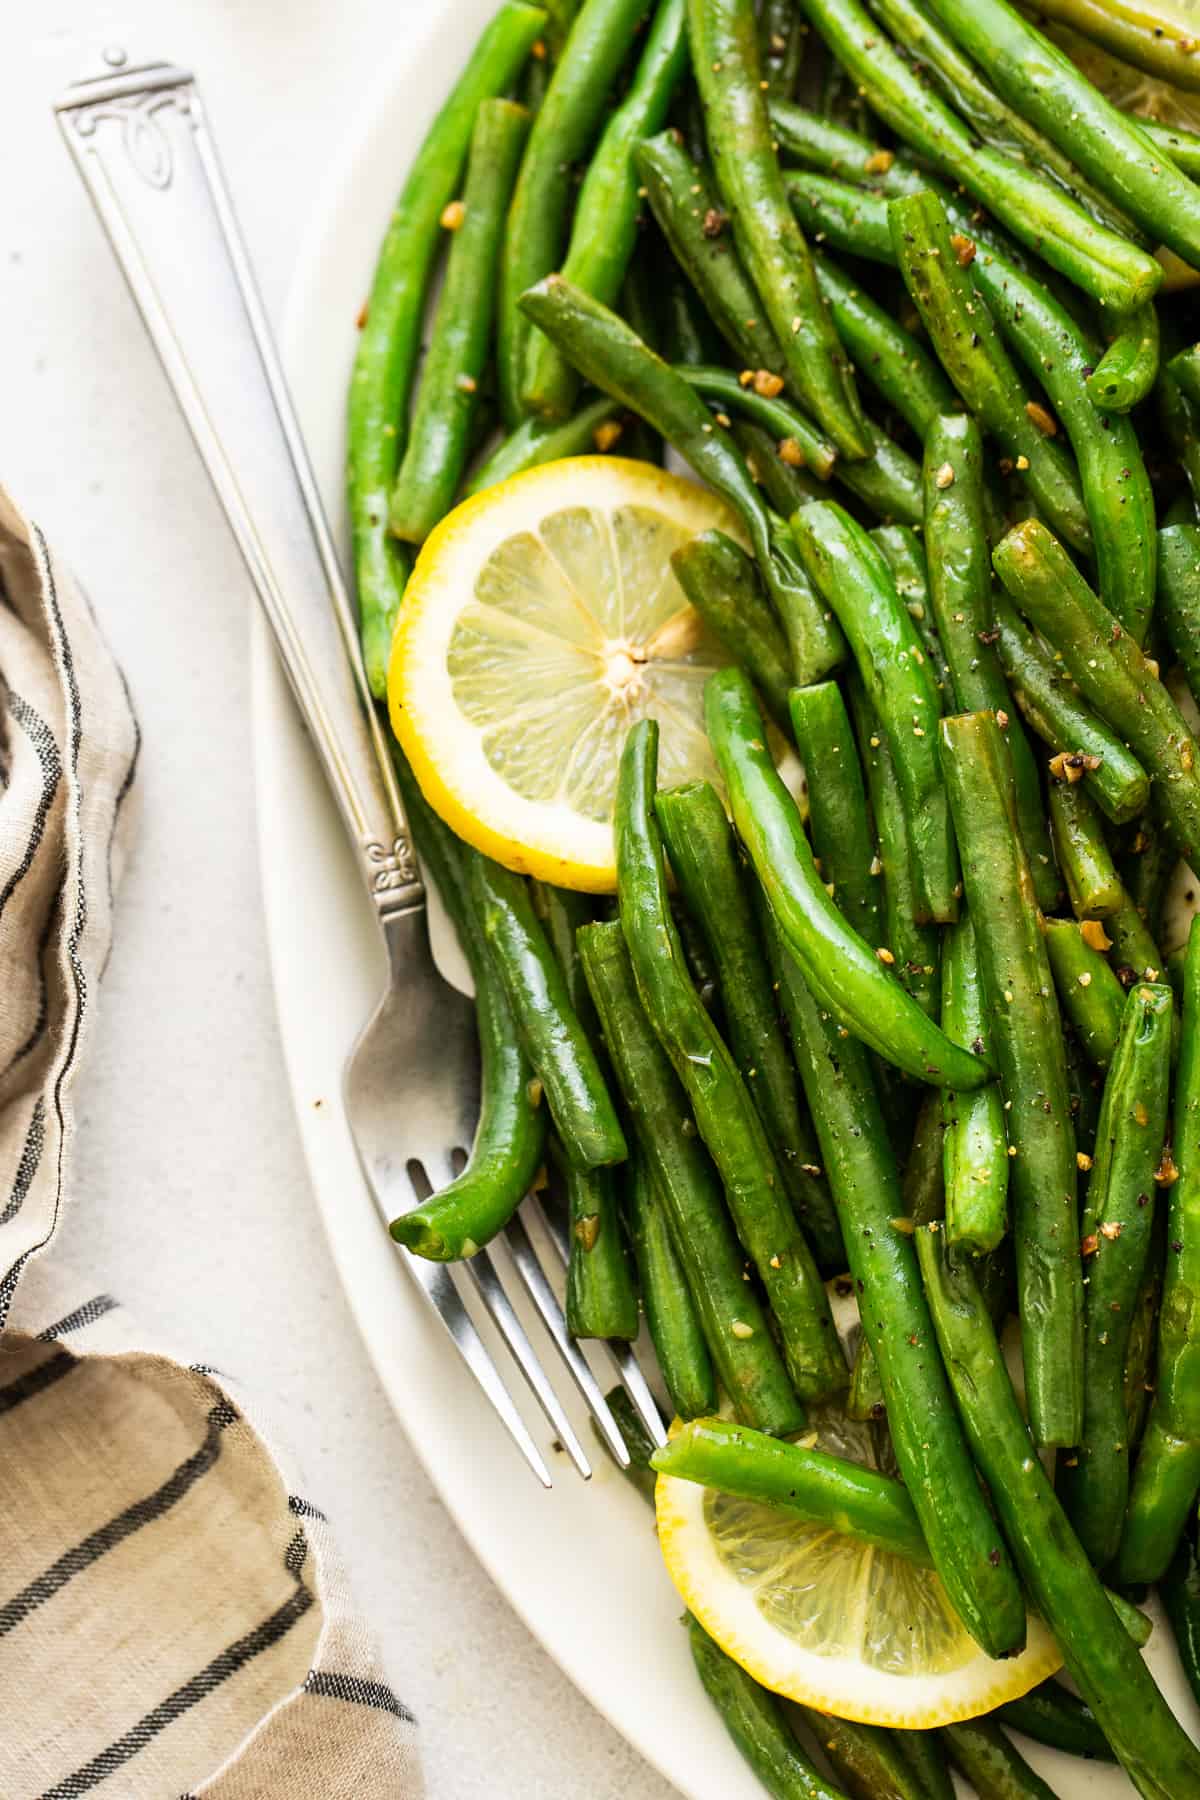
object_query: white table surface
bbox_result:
[0,5,675,1794]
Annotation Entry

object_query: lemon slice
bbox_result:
[656,1297,1062,1727]
[388,457,751,892]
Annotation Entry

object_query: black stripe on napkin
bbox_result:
[0,691,62,922]
[0,1347,75,1415]
[0,1400,235,1637]
[39,1581,316,1798]
[36,1292,117,1341]
[287,1493,327,1522]
[305,1670,416,1723]
[0,1098,46,1228]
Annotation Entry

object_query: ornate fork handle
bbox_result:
[56,59,425,924]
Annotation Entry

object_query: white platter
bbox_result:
[254,4,1200,1791]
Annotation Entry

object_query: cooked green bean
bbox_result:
[389,101,529,543]
[1036,0,1200,92]
[707,668,990,1085]
[519,277,846,683]
[498,0,651,425]
[992,593,1150,825]
[651,1417,932,1559]
[660,260,724,368]
[618,722,845,1397]
[465,396,623,493]
[939,710,1083,1448]
[1138,115,1200,172]
[1163,1524,1200,1714]
[796,1708,931,1800]
[792,501,958,922]
[922,410,1058,909]
[1107,891,1168,987]
[579,920,805,1432]
[348,1,544,693]
[734,420,826,514]
[529,882,599,1019]
[625,1152,716,1417]
[598,1382,659,1501]
[1159,363,1200,516]
[688,0,870,457]
[941,914,1009,1253]
[678,365,837,480]
[387,753,547,1261]
[1043,918,1127,1071]
[1157,523,1200,706]
[1115,914,1200,1584]
[917,1224,1200,1800]
[831,422,925,527]
[813,253,956,442]
[1121,816,1174,947]
[893,1730,957,1800]
[1088,304,1160,414]
[656,778,843,1268]
[995,519,1200,864]
[921,0,1200,268]
[557,1146,639,1339]
[870,523,953,703]
[768,923,1027,1659]
[1059,981,1173,1565]
[759,0,805,97]
[785,169,899,262]
[1124,1219,1164,1454]
[472,857,626,1168]
[890,191,1091,557]
[940,1718,1058,1800]
[846,675,940,1018]
[673,532,794,728]
[1050,779,1122,920]
[998,1681,1115,1764]
[846,1331,886,1420]
[788,680,880,943]
[794,0,1161,310]
[771,97,907,181]
[688,1617,851,1800]
[522,0,688,419]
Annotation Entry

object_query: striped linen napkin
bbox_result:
[0,485,423,1798]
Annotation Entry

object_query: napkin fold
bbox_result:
[0,485,423,1798]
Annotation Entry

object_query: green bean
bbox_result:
[921,0,1200,268]
[1121,816,1174,946]
[348,2,544,693]
[1158,364,1200,516]
[1107,891,1168,987]
[1163,1524,1200,1714]
[870,524,953,704]
[796,1709,932,1800]
[386,753,547,1261]
[846,1331,885,1420]
[893,1731,957,1800]
[1123,1216,1164,1454]
[1087,304,1160,414]
[618,722,846,1398]
[862,0,1140,239]
[656,778,843,1267]
[939,710,1083,1447]
[651,1417,932,1559]
[998,1681,1115,1763]
[940,1718,1058,1800]
[578,919,805,1432]
[660,259,724,368]
[903,1089,948,1229]
[529,883,599,1019]
[1050,780,1122,919]
[792,501,958,922]
[472,858,626,1168]
[687,1617,851,1800]
[832,422,925,528]
[1140,116,1200,174]
[465,396,623,493]
[794,0,1162,311]
[785,170,899,263]
[1058,982,1173,1564]
[814,254,957,442]
[734,421,826,515]
[890,192,1091,558]
[557,1148,639,1339]
[995,519,1200,863]
[768,927,1027,1658]
[625,1152,716,1417]
[788,681,880,943]
[522,0,688,418]
[497,0,651,426]
[672,532,794,729]
[1066,1022,1104,1158]
[707,668,990,1085]
[992,594,1151,825]
[922,411,1059,910]
[846,676,940,1018]
[519,277,846,682]
[388,101,528,543]
[759,0,805,97]
[674,894,723,1014]
[1036,0,1200,91]
[597,1383,658,1502]
[941,915,1009,1252]
[1115,914,1200,1583]
[1044,918,1128,1071]
[917,1224,1200,1800]
[771,97,905,181]
[688,0,870,458]
[679,365,838,480]
[1157,523,1200,707]
[636,133,792,377]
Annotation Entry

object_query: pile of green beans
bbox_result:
[350,4,1200,1793]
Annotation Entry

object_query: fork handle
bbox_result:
[56,60,425,926]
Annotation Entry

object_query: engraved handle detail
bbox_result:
[56,63,424,925]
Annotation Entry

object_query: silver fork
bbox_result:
[56,55,666,1486]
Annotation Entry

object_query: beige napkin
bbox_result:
[0,485,423,1798]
